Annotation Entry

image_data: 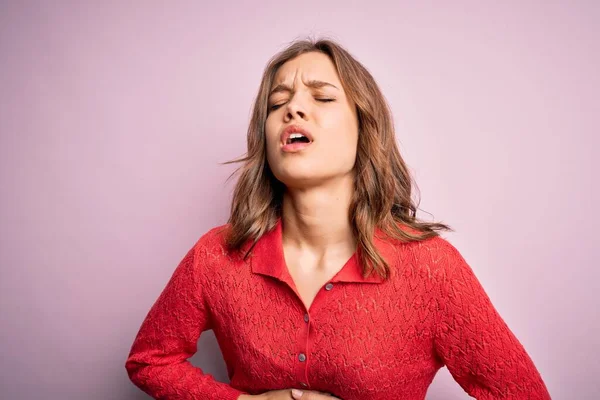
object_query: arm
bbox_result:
[432,239,551,399]
[124,242,248,400]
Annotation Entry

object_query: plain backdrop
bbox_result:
[1,1,598,399]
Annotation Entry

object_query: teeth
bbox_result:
[286,132,308,144]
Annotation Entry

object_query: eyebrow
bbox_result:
[269,80,339,97]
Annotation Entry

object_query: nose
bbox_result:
[284,94,308,121]
[286,107,305,120]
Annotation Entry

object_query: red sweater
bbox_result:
[125,219,551,399]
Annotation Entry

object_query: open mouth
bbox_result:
[282,132,313,152]
[287,133,311,145]
[280,125,314,152]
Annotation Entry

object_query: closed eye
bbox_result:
[269,98,335,111]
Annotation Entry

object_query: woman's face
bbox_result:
[265,51,359,189]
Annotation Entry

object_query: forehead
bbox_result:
[272,52,341,86]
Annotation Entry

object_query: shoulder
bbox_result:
[183,222,247,283]
[410,234,462,258]
[186,222,242,266]
[393,233,469,279]
[193,223,231,249]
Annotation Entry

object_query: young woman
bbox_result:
[125,38,551,400]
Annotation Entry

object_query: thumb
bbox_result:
[291,389,335,399]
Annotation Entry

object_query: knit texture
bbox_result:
[125,218,551,399]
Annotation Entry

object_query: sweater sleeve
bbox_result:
[432,239,551,399]
[125,242,247,400]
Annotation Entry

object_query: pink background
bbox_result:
[1,2,597,399]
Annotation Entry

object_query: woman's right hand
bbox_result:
[239,389,292,399]
[239,389,339,399]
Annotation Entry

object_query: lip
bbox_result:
[280,125,314,150]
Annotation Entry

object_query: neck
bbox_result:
[281,174,356,255]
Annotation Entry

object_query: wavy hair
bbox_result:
[223,37,452,280]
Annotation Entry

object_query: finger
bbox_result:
[291,389,340,399]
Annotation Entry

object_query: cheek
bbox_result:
[319,131,357,171]
[326,104,358,134]
[324,114,358,152]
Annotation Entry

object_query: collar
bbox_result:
[250,218,397,285]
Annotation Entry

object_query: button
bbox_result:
[325,283,334,291]
[304,313,309,323]
[299,382,308,388]
[298,353,306,362]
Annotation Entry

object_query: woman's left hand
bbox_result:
[290,388,341,399]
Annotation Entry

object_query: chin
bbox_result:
[275,171,338,190]
[276,174,316,188]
